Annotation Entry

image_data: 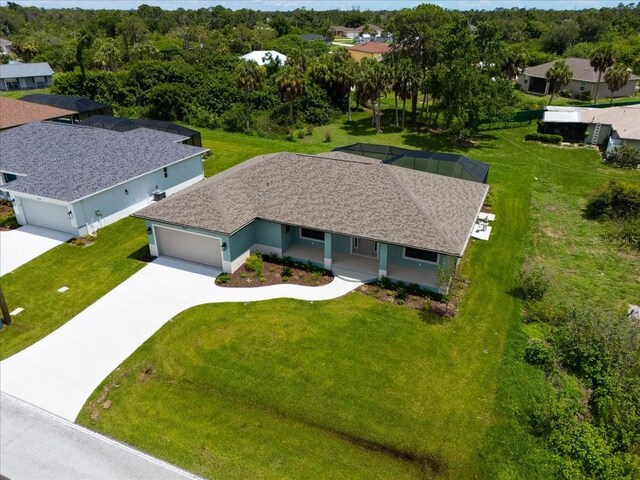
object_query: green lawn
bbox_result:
[515,89,640,109]
[75,120,640,479]
[0,217,148,360]
[0,87,50,99]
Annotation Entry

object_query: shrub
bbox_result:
[524,133,563,145]
[220,103,250,132]
[524,339,555,373]
[578,91,592,102]
[308,272,321,285]
[558,89,573,98]
[379,276,392,289]
[296,129,305,139]
[282,276,289,282]
[305,125,314,136]
[605,144,640,169]
[524,298,566,324]
[286,131,295,141]
[282,266,293,277]
[407,283,422,296]
[396,285,407,302]
[245,254,264,277]
[397,299,405,305]
[215,273,230,284]
[324,130,332,143]
[518,265,550,301]
[585,181,640,221]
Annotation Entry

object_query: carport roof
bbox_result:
[135,152,489,257]
[0,122,207,202]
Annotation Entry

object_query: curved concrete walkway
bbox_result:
[0,257,365,421]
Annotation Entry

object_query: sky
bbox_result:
[0,0,627,11]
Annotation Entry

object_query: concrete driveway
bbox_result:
[1,393,202,480]
[0,257,365,421]
[0,225,71,276]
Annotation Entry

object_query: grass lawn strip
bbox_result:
[0,217,148,360]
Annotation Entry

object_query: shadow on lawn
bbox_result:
[127,245,154,263]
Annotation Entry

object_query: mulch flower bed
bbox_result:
[357,280,462,320]
[0,200,18,231]
[217,259,333,288]
[68,236,95,247]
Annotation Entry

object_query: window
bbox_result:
[580,81,585,92]
[163,167,168,178]
[404,247,438,263]
[300,228,324,241]
[285,225,291,233]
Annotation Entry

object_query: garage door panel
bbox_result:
[155,226,222,268]
[20,198,76,235]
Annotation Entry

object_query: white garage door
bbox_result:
[20,198,76,235]
[155,226,222,268]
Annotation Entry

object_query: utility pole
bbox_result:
[0,285,11,326]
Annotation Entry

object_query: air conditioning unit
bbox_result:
[152,190,166,201]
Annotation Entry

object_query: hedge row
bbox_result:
[524,133,563,144]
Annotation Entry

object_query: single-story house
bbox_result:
[240,50,287,67]
[348,42,390,63]
[0,62,53,91]
[78,115,202,147]
[20,94,112,121]
[0,38,13,55]
[518,57,639,98]
[540,105,640,153]
[0,122,207,236]
[134,151,488,293]
[331,25,363,39]
[0,97,75,130]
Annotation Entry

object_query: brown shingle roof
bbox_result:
[0,97,75,130]
[134,152,488,256]
[349,42,391,54]
[523,57,639,83]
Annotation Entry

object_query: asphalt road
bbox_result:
[0,393,202,480]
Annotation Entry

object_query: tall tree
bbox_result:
[235,60,265,130]
[546,60,573,105]
[604,64,631,103]
[356,57,388,133]
[276,65,307,123]
[590,46,615,104]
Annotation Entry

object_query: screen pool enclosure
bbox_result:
[332,143,489,183]
[78,115,202,147]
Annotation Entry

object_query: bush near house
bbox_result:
[245,253,265,277]
[524,133,563,145]
[605,144,640,169]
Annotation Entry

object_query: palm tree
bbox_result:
[604,64,631,103]
[546,60,573,106]
[357,58,388,133]
[276,65,307,124]
[590,46,615,104]
[235,60,265,130]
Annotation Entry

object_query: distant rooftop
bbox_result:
[0,62,53,79]
[240,50,287,66]
[349,42,390,54]
[544,105,640,141]
[0,122,206,202]
[0,97,74,130]
[20,94,110,115]
[524,57,640,83]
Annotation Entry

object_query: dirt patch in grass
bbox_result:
[218,259,333,288]
[68,235,95,247]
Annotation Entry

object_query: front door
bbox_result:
[352,237,378,257]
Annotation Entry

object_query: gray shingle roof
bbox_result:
[134,152,488,256]
[523,57,640,83]
[0,62,53,79]
[0,122,206,202]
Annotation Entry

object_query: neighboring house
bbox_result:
[518,57,639,98]
[78,115,202,147]
[331,25,363,39]
[240,50,288,67]
[541,105,640,153]
[0,122,207,236]
[0,38,13,55]
[0,97,75,130]
[20,94,112,121]
[134,151,488,293]
[0,62,53,91]
[348,42,390,63]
